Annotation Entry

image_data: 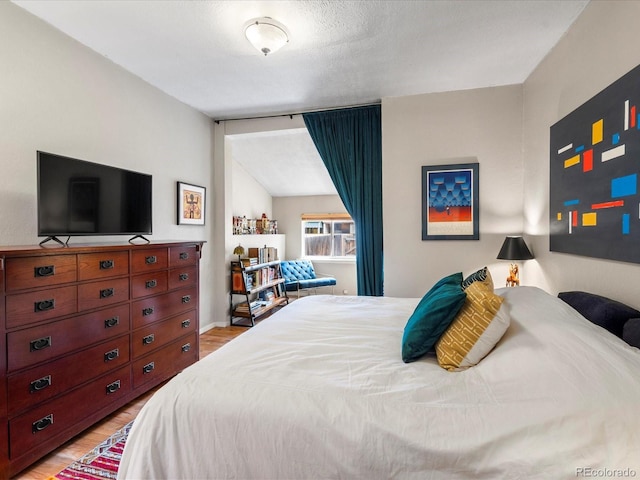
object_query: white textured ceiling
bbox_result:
[12,0,589,196]
[227,128,337,197]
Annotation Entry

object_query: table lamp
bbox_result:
[496,236,534,287]
[233,244,245,262]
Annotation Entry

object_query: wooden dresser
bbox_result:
[0,241,203,477]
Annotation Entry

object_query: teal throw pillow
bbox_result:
[402,272,467,363]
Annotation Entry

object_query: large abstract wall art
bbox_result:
[422,162,479,240]
[550,63,640,264]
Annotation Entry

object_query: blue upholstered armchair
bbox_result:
[280,260,337,295]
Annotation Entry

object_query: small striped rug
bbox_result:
[51,421,133,480]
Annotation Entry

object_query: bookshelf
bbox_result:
[229,259,289,327]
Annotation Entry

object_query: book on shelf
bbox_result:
[241,257,258,267]
[259,290,275,303]
[233,303,249,313]
[231,271,244,292]
[248,246,278,264]
[251,267,274,287]
[234,301,264,313]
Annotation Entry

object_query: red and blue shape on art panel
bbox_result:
[550,63,640,264]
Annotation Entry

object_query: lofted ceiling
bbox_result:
[226,128,337,197]
[12,0,589,196]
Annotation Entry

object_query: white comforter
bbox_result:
[118,287,640,479]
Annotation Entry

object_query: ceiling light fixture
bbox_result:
[245,17,289,56]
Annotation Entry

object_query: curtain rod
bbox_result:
[213,101,381,124]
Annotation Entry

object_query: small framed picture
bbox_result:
[177,182,206,225]
[422,162,479,240]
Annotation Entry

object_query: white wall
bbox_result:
[231,160,273,219]
[382,85,525,298]
[0,3,216,328]
[273,194,357,295]
[523,0,640,308]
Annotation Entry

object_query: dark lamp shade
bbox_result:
[496,236,534,260]
[233,244,245,256]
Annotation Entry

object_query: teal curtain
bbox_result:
[303,105,383,296]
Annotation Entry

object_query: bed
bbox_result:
[118,286,640,479]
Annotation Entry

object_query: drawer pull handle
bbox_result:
[34,299,55,312]
[179,252,189,260]
[32,414,53,433]
[30,375,52,393]
[100,287,115,298]
[34,265,55,277]
[182,343,191,353]
[179,273,189,281]
[106,380,121,395]
[182,295,191,304]
[104,316,120,328]
[145,255,157,265]
[104,348,119,362]
[100,259,114,270]
[181,319,191,328]
[30,336,52,352]
[142,307,154,316]
[142,334,155,345]
[145,279,157,288]
[143,362,155,374]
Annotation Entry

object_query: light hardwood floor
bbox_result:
[14,326,247,479]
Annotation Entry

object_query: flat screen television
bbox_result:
[37,151,152,245]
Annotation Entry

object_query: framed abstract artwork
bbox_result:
[177,181,206,226]
[422,162,479,240]
[550,63,640,264]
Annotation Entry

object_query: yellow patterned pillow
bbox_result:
[435,280,510,371]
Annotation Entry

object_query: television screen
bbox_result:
[37,151,152,240]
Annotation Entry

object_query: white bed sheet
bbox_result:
[118,287,640,479]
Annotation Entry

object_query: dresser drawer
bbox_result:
[132,309,197,358]
[131,248,168,274]
[131,271,168,299]
[168,265,197,290]
[132,333,197,389]
[7,304,130,372]
[7,335,130,416]
[9,365,131,456]
[169,245,198,267]
[78,277,130,311]
[6,285,77,329]
[5,255,77,291]
[78,251,129,281]
[131,286,197,329]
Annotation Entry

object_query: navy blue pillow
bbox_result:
[558,291,640,338]
[402,273,467,363]
[623,318,640,348]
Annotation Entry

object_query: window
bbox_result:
[301,213,356,259]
